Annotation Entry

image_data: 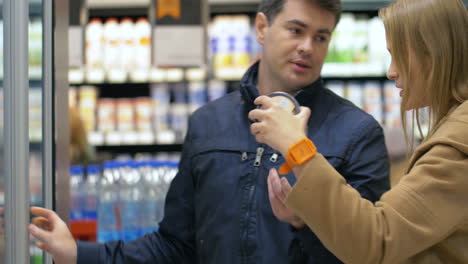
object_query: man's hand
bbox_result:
[29,207,78,264]
[267,168,304,229]
[248,95,311,156]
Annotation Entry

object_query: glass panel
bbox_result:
[0,0,5,261]
[29,0,43,263]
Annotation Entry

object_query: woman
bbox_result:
[248,0,468,263]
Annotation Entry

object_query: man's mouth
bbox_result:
[291,60,311,68]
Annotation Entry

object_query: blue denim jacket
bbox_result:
[77,62,390,264]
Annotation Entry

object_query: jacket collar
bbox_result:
[239,61,324,109]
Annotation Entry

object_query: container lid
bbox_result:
[70,165,84,175]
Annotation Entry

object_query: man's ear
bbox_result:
[255,12,269,45]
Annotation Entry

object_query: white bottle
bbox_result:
[85,18,104,69]
[70,165,85,221]
[120,161,142,242]
[103,18,122,71]
[120,18,136,72]
[232,16,251,69]
[134,18,151,70]
[368,17,388,74]
[84,165,100,220]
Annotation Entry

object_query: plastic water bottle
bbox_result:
[97,161,120,242]
[141,160,160,233]
[84,165,100,220]
[70,165,85,221]
[120,161,142,242]
[154,160,178,222]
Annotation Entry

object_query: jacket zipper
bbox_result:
[253,147,264,167]
[241,146,264,263]
[270,153,278,163]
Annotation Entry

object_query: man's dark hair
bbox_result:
[258,0,342,26]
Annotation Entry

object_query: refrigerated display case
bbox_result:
[1,0,69,263]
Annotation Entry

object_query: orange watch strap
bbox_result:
[278,138,317,174]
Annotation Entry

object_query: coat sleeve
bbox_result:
[293,117,390,263]
[286,144,468,264]
[77,121,198,264]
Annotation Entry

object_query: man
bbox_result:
[30,0,390,263]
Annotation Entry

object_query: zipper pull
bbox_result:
[253,147,265,167]
[270,153,278,163]
[241,152,248,161]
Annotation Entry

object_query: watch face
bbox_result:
[290,138,317,164]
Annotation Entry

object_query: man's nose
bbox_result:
[297,38,313,55]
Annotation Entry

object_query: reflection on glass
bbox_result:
[29,0,43,263]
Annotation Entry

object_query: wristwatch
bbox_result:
[279,138,317,174]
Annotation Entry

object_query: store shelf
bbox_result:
[30,141,42,152]
[209,0,468,15]
[209,1,259,14]
[95,144,183,154]
[209,0,393,13]
[341,0,392,11]
[0,80,43,88]
[209,0,257,3]
[87,0,150,8]
[322,76,387,81]
[71,82,152,98]
[88,8,150,19]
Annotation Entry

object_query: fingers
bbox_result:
[30,207,58,223]
[250,122,261,135]
[268,168,294,203]
[32,217,52,231]
[35,241,50,253]
[268,169,283,201]
[298,106,311,121]
[29,224,51,245]
[267,169,275,200]
[270,170,288,202]
[248,108,266,123]
[280,177,293,197]
[268,169,288,219]
[253,95,273,109]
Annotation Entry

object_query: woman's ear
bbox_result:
[255,12,269,45]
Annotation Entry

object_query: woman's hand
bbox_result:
[267,168,304,229]
[248,95,311,155]
[29,207,78,264]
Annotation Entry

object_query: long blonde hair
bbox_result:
[380,0,468,148]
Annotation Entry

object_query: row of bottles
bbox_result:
[209,15,259,80]
[0,19,42,80]
[71,12,390,83]
[85,17,151,82]
[69,159,178,242]
[325,80,401,128]
[209,13,390,80]
[69,79,227,145]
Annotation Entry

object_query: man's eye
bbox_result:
[288,28,301,34]
[315,36,328,42]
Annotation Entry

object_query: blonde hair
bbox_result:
[69,107,91,164]
[380,0,468,149]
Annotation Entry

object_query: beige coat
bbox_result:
[285,101,468,264]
